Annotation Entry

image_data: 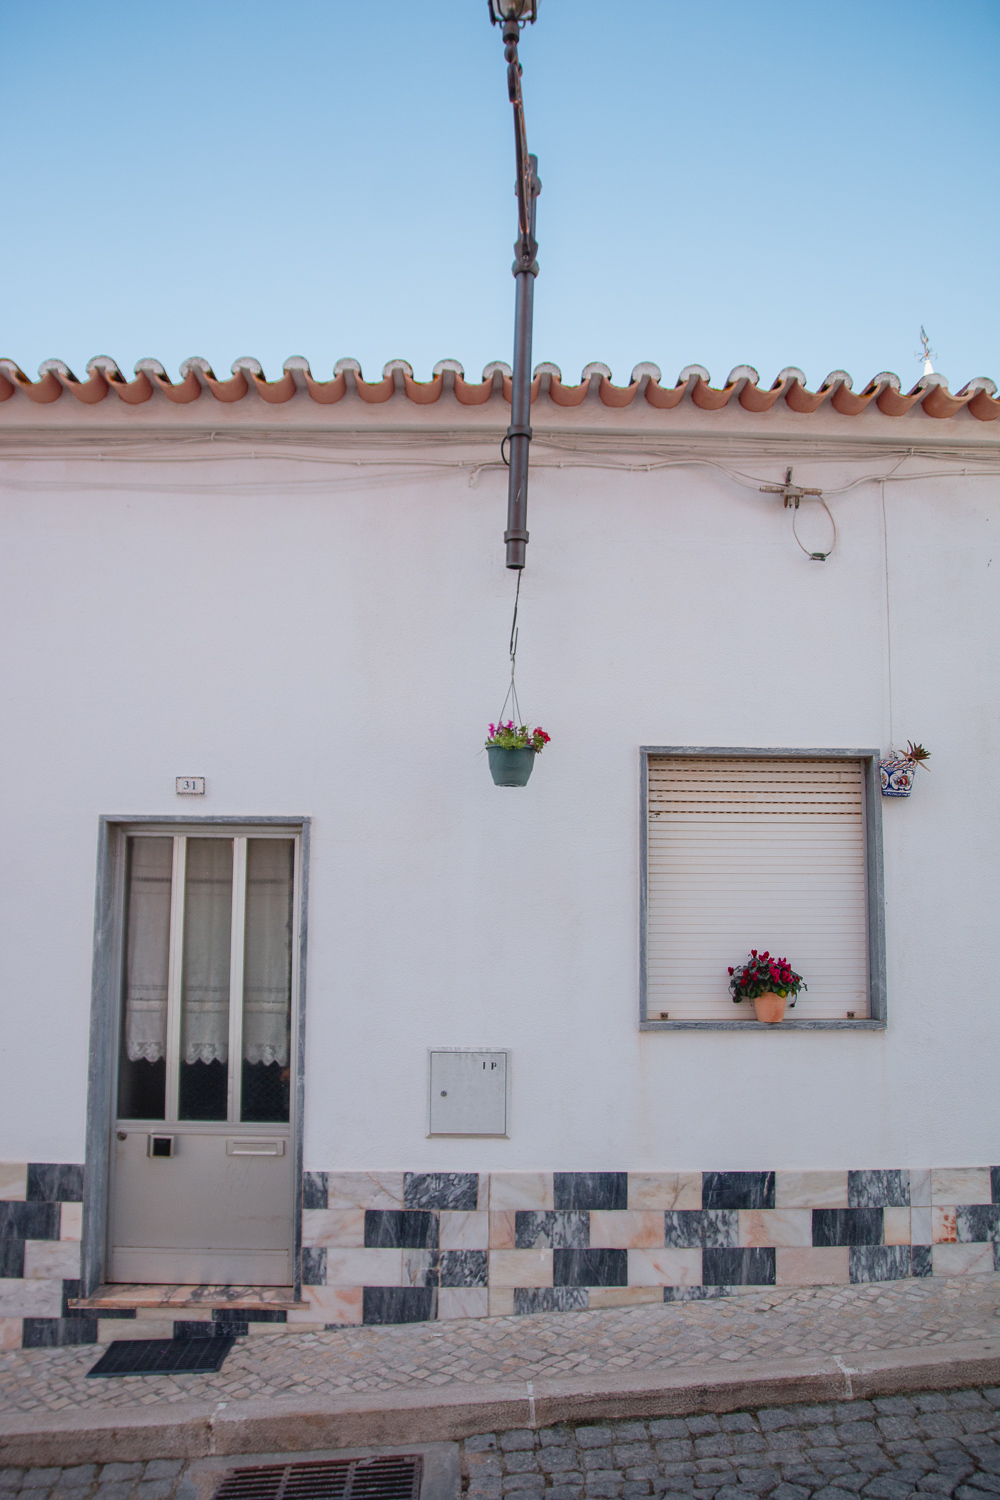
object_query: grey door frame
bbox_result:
[83,815,311,1296]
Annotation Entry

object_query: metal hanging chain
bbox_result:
[495,568,523,727]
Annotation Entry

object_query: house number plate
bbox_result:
[175,777,206,795]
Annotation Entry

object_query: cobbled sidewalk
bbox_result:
[5,1388,1000,1500]
[1,1275,1000,1415]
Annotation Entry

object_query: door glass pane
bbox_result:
[118,837,171,1120]
[179,839,233,1121]
[242,839,294,1123]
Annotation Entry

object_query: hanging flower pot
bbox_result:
[486,722,551,788]
[880,742,930,798]
[728,949,807,1024]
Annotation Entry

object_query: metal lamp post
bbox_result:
[489,0,541,570]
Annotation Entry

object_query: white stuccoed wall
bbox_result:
[0,400,997,1173]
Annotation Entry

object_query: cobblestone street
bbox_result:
[5,1387,1000,1500]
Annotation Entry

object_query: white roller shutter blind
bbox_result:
[647,757,869,1021]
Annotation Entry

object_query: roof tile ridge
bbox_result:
[87,356,153,405]
[282,356,348,405]
[36,357,111,405]
[135,358,201,404]
[0,359,63,403]
[643,365,705,410]
[180,356,248,404]
[231,356,296,404]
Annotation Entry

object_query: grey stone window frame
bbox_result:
[82,814,311,1297]
[639,747,886,1032]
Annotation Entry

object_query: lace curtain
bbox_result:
[124,836,292,1070]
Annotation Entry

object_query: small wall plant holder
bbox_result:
[728,950,807,1025]
[880,741,931,798]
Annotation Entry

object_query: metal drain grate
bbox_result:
[213,1457,423,1500]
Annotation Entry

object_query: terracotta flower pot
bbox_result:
[752,991,787,1024]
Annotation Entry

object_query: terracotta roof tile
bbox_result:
[0,357,996,421]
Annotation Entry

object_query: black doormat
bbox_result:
[87,1334,235,1377]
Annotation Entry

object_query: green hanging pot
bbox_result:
[488,746,536,787]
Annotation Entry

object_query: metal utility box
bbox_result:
[428,1050,508,1136]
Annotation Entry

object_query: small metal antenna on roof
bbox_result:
[915,326,936,376]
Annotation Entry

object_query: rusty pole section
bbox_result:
[497,10,541,570]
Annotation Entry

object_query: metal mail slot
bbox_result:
[226,1139,285,1157]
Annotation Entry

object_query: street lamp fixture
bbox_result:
[489,0,541,569]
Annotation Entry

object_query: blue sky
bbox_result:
[2,0,997,390]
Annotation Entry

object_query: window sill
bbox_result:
[640,1019,886,1031]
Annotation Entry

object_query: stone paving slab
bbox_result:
[3,1275,999,1418]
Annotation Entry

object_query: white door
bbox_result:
[109,830,300,1286]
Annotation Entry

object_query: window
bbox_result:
[640,750,885,1030]
[117,830,299,1122]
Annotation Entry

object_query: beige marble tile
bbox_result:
[932,1207,957,1243]
[488,1249,553,1288]
[325,1172,404,1210]
[438,1288,489,1320]
[23,1240,80,1279]
[440,1211,490,1250]
[911,1205,933,1244]
[489,1211,517,1249]
[883,1207,911,1246]
[402,1250,437,1287]
[627,1248,701,1287]
[302,1209,365,1248]
[627,1173,701,1210]
[775,1247,849,1285]
[100,1318,174,1341]
[909,1168,932,1207]
[933,1243,995,1277]
[931,1168,992,1205]
[739,1210,812,1248]
[59,1202,83,1241]
[0,1279,63,1317]
[590,1211,664,1249]
[588,1287,664,1309]
[0,1318,22,1350]
[302,1285,363,1324]
[488,1173,554,1211]
[323,1248,402,1287]
[0,1165,27,1201]
[488,1286,515,1317]
[774,1171,848,1209]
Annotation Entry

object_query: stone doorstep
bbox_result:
[2,1335,1000,1468]
[69,1285,307,1311]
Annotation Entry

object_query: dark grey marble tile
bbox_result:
[995,1243,1000,1273]
[850,1245,911,1282]
[440,1250,488,1288]
[553,1172,627,1211]
[214,1307,286,1323]
[404,1174,478,1211]
[702,1172,775,1210]
[663,1285,731,1302]
[22,1317,98,1347]
[702,1248,776,1286]
[0,1238,24,1278]
[85,1308,136,1319]
[956,1205,1000,1242]
[362,1286,436,1324]
[0,1201,61,1242]
[26,1165,83,1203]
[848,1170,910,1208]
[301,1247,327,1285]
[812,1208,883,1246]
[992,1167,1000,1206]
[664,1210,738,1248]
[553,1248,627,1287]
[364,1210,438,1249]
[513,1288,588,1314]
[302,1171,328,1210]
[911,1246,933,1278]
[515,1211,590,1249]
[173,1320,238,1339]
